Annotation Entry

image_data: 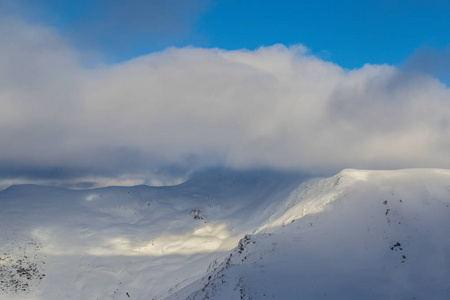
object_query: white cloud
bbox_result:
[1,18,450,185]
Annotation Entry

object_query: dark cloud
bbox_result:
[3,0,211,61]
[401,46,450,83]
[0,164,84,180]
[97,0,209,32]
[71,0,210,44]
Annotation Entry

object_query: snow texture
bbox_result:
[1,169,450,299]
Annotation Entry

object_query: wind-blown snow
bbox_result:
[1,169,450,299]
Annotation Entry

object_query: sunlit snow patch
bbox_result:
[32,223,238,257]
[255,169,370,233]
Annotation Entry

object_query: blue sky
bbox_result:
[199,1,449,69]
[6,0,450,75]
[0,0,450,188]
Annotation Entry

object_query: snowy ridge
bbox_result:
[166,169,450,300]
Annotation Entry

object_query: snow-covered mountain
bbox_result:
[0,170,303,299]
[1,169,450,299]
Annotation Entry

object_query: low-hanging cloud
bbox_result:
[1,19,450,187]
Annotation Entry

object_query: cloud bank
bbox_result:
[1,19,450,187]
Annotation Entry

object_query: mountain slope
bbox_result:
[0,170,303,300]
[167,169,450,300]
[1,169,450,299]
